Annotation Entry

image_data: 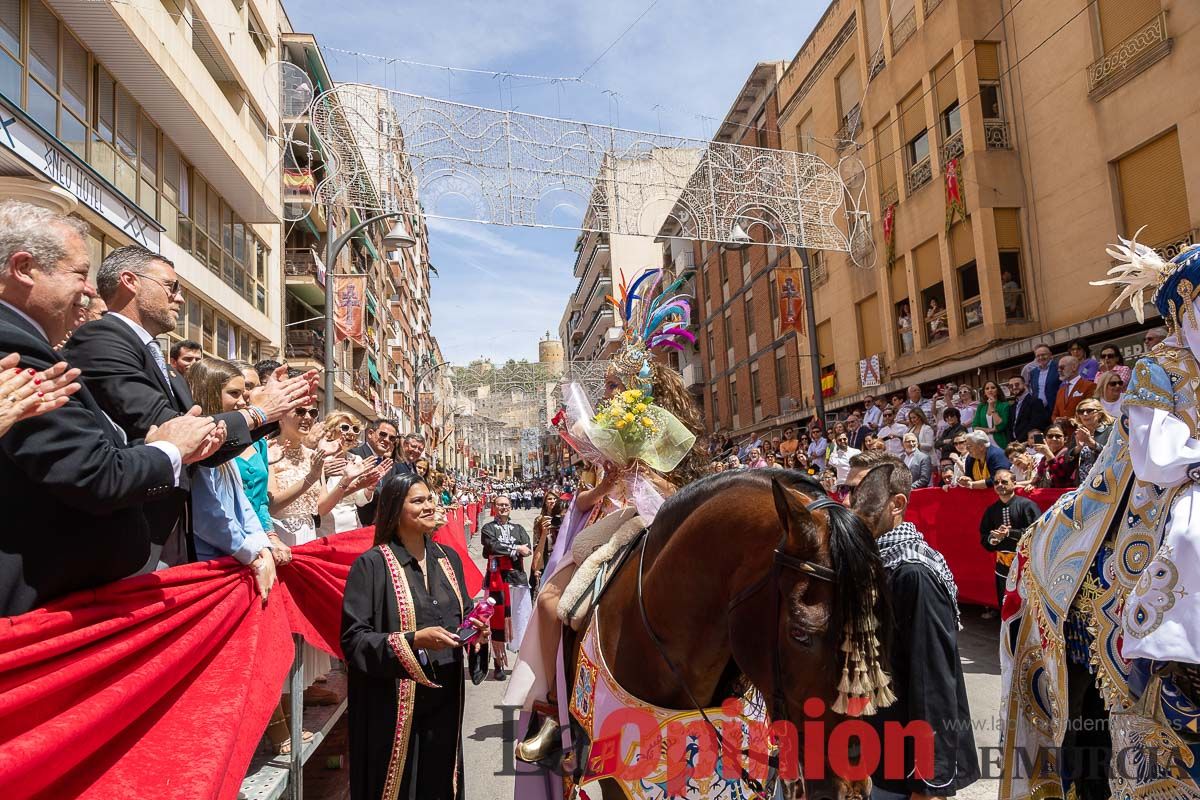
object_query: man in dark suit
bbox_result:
[1021,343,1060,416]
[0,200,224,615]
[1005,374,1047,444]
[353,418,399,526]
[63,246,319,562]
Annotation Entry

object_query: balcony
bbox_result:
[1087,12,1172,100]
[941,130,964,164]
[923,0,943,17]
[1154,229,1199,261]
[868,50,885,79]
[285,248,324,307]
[835,105,862,153]
[906,156,932,194]
[891,9,917,53]
[880,185,899,209]
[984,120,1011,150]
[285,328,323,361]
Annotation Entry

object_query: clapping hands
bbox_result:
[0,354,81,438]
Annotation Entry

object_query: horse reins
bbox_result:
[634,492,842,798]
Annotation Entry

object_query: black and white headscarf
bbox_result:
[877,521,961,628]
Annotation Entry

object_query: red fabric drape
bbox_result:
[906,487,1069,608]
[0,506,484,800]
[1,495,1055,799]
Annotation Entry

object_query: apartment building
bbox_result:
[277,35,434,426]
[741,0,1200,429]
[559,149,700,365]
[0,0,286,358]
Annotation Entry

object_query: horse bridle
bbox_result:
[635,491,842,798]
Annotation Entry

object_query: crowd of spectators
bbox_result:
[705,331,1154,498]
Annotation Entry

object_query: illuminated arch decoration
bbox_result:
[309,84,853,252]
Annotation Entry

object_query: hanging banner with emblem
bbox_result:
[945,158,966,232]
[821,365,837,398]
[333,274,366,344]
[419,392,435,425]
[775,268,804,333]
[858,354,882,388]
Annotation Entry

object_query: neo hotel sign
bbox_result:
[0,95,162,252]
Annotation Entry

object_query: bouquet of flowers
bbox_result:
[593,388,659,442]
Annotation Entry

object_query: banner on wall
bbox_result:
[333,274,366,343]
[775,268,804,333]
[883,202,897,267]
[419,392,435,425]
[820,364,837,397]
[858,354,882,388]
[945,157,967,231]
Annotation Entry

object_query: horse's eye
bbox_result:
[789,626,814,647]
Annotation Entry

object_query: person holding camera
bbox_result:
[979,469,1040,613]
[531,493,566,589]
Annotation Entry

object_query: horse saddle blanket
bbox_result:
[558,507,645,630]
[569,615,769,799]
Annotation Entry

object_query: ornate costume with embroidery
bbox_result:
[1000,239,1200,800]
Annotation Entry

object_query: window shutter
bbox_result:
[994,209,1022,249]
[900,87,925,143]
[863,0,883,55]
[875,116,896,190]
[1098,0,1160,52]
[951,219,974,264]
[1117,129,1190,247]
[914,237,942,288]
[817,320,834,368]
[933,55,957,111]
[858,294,883,357]
[890,255,909,300]
[837,62,860,120]
[975,42,1000,81]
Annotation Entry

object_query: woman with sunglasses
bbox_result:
[1072,401,1114,483]
[1032,424,1078,488]
[317,412,393,536]
[1067,338,1100,382]
[1094,370,1127,419]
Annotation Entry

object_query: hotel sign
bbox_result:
[0,97,162,252]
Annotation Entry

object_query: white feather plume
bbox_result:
[1090,226,1172,324]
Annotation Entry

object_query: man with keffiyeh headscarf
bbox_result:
[1000,238,1200,800]
[843,450,979,800]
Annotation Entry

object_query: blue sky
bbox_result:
[284,0,823,364]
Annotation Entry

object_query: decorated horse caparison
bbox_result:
[555,468,894,800]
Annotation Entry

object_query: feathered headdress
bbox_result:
[1091,227,1200,327]
[605,268,696,389]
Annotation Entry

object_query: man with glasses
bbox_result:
[64,245,319,563]
[352,418,400,526]
[876,406,908,457]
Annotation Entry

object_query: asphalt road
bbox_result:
[459,507,1005,800]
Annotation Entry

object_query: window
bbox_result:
[750,367,761,415]
[957,262,982,329]
[856,294,883,360]
[706,326,715,361]
[1097,0,1161,52]
[994,208,1027,320]
[739,243,750,279]
[942,100,961,139]
[743,292,754,343]
[723,312,733,352]
[922,283,949,343]
[711,385,720,422]
[980,84,1003,120]
[1116,129,1190,250]
[907,131,930,167]
[775,349,789,400]
[719,250,728,287]
[796,112,814,154]
[729,378,739,420]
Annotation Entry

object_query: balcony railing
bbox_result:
[923,0,943,17]
[906,156,932,194]
[285,328,323,360]
[285,249,319,277]
[835,105,861,152]
[1154,229,1199,261]
[1087,12,1171,99]
[891,9,917,52]
[941,130,964,164]
[984,120,1011,149]
[868,50,885,79]
[880,184,899,209]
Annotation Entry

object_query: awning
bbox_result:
[367,356,380,383]
[349,210,382,262]
[365,291,377,316]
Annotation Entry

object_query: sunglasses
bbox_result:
[1110,380,1125,387]
[375,431,396,440]
[293,408,320,418]
[1046,433,1064,439]
[1101,352,1119,359]
[338,423,362,434]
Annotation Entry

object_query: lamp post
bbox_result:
[323,211,415,415]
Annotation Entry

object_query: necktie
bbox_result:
[147,340,170,384]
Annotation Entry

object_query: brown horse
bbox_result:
[569,468,891,800]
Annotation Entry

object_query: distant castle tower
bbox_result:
[539,331,565,377]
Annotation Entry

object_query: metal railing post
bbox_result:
[287,633,304,800]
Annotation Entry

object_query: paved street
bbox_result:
[459,507,1006,800]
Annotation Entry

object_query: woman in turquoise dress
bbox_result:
[231,361,291,565]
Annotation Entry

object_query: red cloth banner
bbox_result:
[944,157,966,232]
[333,274,366,344]
[906,487,1069,608]
[775,267,804,333]
[0,505,481,800]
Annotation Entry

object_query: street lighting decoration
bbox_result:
[383,219,417,249]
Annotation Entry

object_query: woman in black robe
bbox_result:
[341,473,488,800]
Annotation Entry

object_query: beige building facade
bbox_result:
[755,0,1200,425]
[0,0,287,359]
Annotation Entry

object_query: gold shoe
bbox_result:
[515,714,560,764]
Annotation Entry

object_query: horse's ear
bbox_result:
[771,478,819,551]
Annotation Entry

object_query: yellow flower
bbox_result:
[622,389,641,403]
[634,403,647,413]
[623,412,635,422]
[615,420,626,429]
[640,416,653,427]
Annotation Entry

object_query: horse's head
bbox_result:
[729,475,892,800]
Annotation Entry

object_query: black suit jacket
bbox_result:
[0,304,176,615]
[1008,393,1049,444]
[62,313,275,543]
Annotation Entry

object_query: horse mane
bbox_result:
[650,467,891,676]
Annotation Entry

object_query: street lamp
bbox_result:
[323,211,416,415]
[723,217,825,423]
